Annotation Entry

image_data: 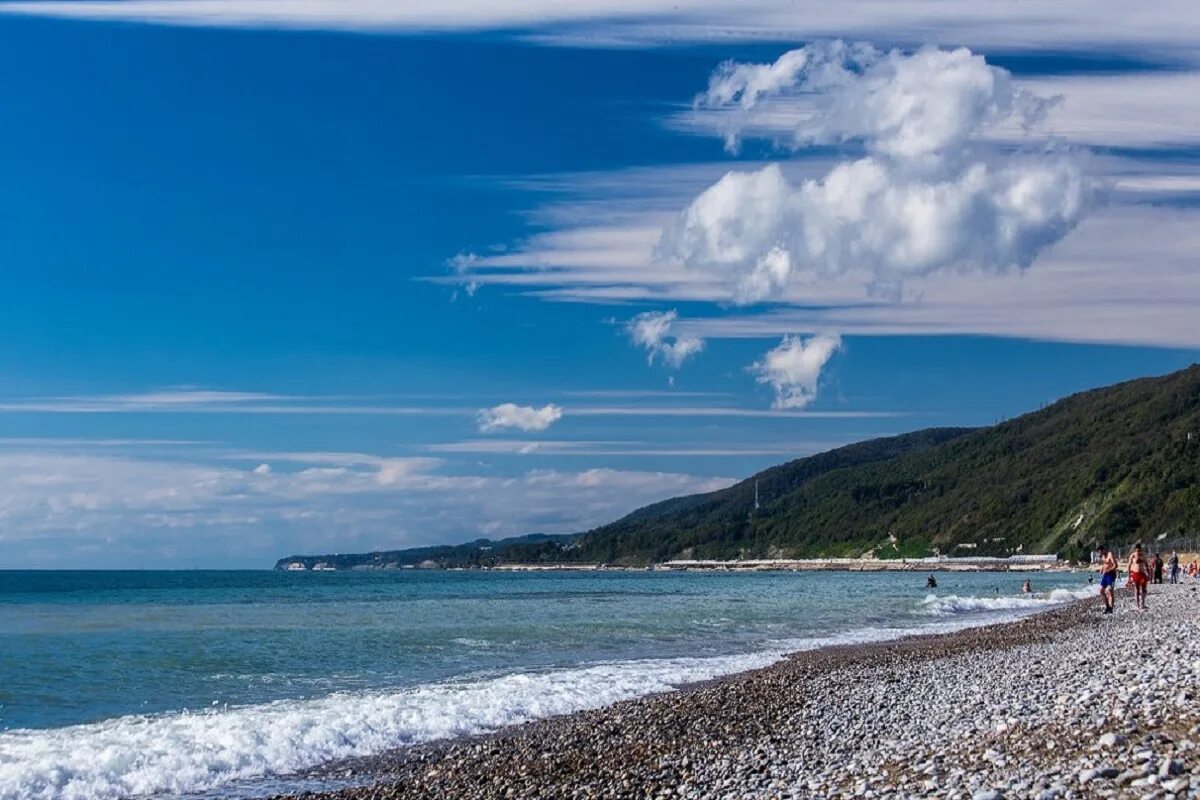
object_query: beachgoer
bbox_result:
[1169,552,1180,584]
[1022,579,1032,594]
[926,574,938,589]
[1097,546,1118,614]
[1127,543,1150,611]
[1153,553,1164,584]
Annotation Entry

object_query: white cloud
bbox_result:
[1007,71,1200,149]
[0,0,683,32]
[750,334,842,409]
[560,388,730,398]
[676,70,1200,154]
[427,439,841,456]
[477,403,564,432]
[626,310,705,368]
[102,389,283,406]
[701,42,1056,157]
[0,391,473,417]
[0,448,734,568]
[675,205,1200,348]
[665,157,1090,302]
[0,388,286,412]
[662,43,1095,303]
[567,405,898,418]
[438,154,1200,348]
[5,0,1200,62]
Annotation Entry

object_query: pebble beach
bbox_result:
[281,584,1200,800]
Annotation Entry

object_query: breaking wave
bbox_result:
[1,583,1091,800]
[920,586,1093,617]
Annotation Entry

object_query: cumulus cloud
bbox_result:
[662,43,1094,303]
[477,403,564,432]
[749,334,842,409]
[702,41,1055,157]
[626,310,706,367]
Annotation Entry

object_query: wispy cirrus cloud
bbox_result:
[4,0,1200,60]
[0,388,287,413]
[566,405,902,419]
[670,206,1200,349]
[559,389,731,398]
[426,439,843,457]
[0,389,904,420]
[445,83,1200,352]
[672,71,1200,152]
[0,437,205,447]
[0,390,467,417]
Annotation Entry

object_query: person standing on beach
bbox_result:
[1152,553,1164,584]
[1169,552,1180,584]
[1127,544,1150,611]
[1097,546,1118,614]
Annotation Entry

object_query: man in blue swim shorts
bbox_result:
[1097,545,1118,614]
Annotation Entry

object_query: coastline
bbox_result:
[281,555,1074,574]
[491,556,1072,573]
[273,585,1200,800]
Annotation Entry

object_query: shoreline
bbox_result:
[282,556,1076,574]
[273,586,1200,799]
[492,557,1073,574]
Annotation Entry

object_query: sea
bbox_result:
[0,568,1093,800]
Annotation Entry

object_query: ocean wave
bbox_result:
[449,637,494,648]
[0,652,783,800]
[1,586,1092,800]
[920,586,1093,617]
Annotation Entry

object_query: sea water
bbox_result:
[0,569,1091,800]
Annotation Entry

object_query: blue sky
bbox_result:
[0,2,1198,568]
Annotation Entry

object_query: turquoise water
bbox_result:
[0,569,1089,799]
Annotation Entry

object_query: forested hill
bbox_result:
[565,364,1200,564]
[276,365,1200,568]
[274,533,576,571]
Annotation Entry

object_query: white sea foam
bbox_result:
[920,586,1093,617]
[0,652,785,800]
[0,584,1091,800]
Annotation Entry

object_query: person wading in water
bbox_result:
[1097,545,1118,614]
[1127,543,1150,612]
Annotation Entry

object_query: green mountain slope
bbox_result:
[569,365,1200,564]
[273,533,576,571]
[275,366,1200,569]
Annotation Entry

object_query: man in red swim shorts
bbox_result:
[1127,543,1149,611]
